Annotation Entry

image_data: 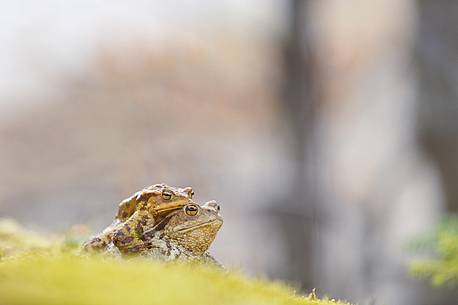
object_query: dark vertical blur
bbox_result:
[274,0,318,290]
[415,3,458,301]
[416,0,458,213]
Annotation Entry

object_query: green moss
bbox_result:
[409,215,458,287]
[0,219,56,258]
[0,219,354,305]
[0,255,352,305]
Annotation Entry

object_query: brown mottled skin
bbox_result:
[140,200,223,265]
[81,184,194,253]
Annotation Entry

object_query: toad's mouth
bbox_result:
[155,203,191,213]
[174,219,221,233]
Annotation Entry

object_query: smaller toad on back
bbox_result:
[141,200,223,265]
[82,184,195,253]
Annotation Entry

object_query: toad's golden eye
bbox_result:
[161,190,173,200]
[184,204,199,216]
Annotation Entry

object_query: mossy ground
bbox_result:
[0,219,354,305]
[0,255,354,305]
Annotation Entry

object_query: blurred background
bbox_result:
[0,1,457,304]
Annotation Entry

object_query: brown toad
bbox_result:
[82,184,194,253]
[139,200,223,265]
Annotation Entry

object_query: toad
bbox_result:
[82,184,194,252]
[138,200,223,265]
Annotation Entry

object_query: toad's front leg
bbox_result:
[111,210,154,254]
[81,219,120,253]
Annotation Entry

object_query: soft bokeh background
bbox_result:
[1,1,457,305]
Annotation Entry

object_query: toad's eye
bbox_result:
[161,190,173,200]
[184,204,199,216]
